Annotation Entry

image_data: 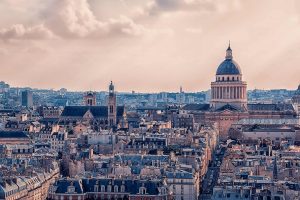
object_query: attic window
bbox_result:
[139,187,146,194]
[67,186,75,193]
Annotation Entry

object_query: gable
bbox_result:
[83,110,94,119]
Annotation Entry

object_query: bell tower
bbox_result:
[108,81,117,128]
[84,91,96,106]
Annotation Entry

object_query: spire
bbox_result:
[225,40,233,60]
[227,40,231,50]
[109,81,114,94]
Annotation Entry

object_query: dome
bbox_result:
[216,44,242,75]
[216,59,241,75]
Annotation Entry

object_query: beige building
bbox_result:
[184,45,297,141]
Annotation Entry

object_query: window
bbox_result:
[121,185,125,193]
[67,186,75,193]
[114,185,118,193]
[139,187,146,194]
[94,185,98,192]
[110,105,114,113]
[101,185,105,192]
[107,185,112,192]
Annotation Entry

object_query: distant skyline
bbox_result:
[0,0,299,92]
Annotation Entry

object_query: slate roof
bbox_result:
[53,178,165,195]
[165,170,194,179]
[183,104,210,111]
[247,103,295,112]
[0,131,29,138]
[54,179,83,194]
[61,106,125,118]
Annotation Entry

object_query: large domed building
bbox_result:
[211,44,247,111]
[183,44,297,141]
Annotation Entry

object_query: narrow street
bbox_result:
[200,146,226,200]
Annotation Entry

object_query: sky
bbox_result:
[0,0,299,92]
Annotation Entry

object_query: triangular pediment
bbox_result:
[83,110,94,119]
[216,104,240,113]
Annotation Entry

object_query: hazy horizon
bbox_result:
[0,0,299,92]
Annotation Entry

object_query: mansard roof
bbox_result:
[53,178,165,195]
[183,104,210,111]
[61,106,125,118]
[247,103,295,112]
[0,131,29,138]
[54,179,83,194]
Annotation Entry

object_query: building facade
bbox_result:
[183,44,297,141]
[59,82,127,130]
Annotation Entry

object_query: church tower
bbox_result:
[108,81,117,128]
[210,43,247,111]
[84,91,96,106]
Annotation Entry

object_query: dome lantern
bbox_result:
[216,44,241,75]
[225,41,233,60]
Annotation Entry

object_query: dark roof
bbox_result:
[54,179,83,194]
[247,103,295,112]
[53,178,165,195]
[183,104,210,111]
[82,178,163,195]
[216,104,240,112]
[0,131,29,138]
[216,59,241,75]
[61,106,125,118]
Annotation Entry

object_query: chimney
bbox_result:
[0,180,6,188]
[12,177,17,184]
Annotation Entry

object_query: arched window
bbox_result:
[232,77,235,81]
[237,77,239,81]
[139,187,146,194]
[94,185,98,192]
[222,77,224,81]
[114,185,118,193]
[101,185,105,192]
[227,77,229,81]
[121,185,125,193]
[107,185,112,192]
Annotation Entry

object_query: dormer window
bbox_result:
[101,185,105,192]
[139,187,146,194]
[94,185,98,192]
[121,185,125,193]
[114,185,118,193]
[67,186,75,193]
[107,185,112,192]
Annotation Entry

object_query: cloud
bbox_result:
[44,0,151,38]
[140,0,217,16]
[0,24,55,40]
[0,0,151,40]
[135,0,242,17]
